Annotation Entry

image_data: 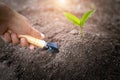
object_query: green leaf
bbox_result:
[64,12,80,26]
[80,10,95,27]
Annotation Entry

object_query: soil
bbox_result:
[0,0,120,80]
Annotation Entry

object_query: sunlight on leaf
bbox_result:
[64,12,80,26]
[80,10,95,27]
[64,10,95,38]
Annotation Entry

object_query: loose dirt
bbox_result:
[0,0,120,80]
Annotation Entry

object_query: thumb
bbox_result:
[27,27,45,40]
[8,13,45,40]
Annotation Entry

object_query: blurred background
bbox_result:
[0,0,120,80]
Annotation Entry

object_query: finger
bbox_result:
[20,38,29,47]
[29,44,35,50]
[1,32,11,43]
[11,33,19,45]
[28,27,45,40]
[8,15,45,40]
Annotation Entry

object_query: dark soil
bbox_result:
[0,0,120,80]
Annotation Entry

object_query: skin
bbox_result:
[0,3,45,49]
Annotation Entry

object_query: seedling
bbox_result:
[64,10,95,37]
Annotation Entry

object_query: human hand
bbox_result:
[0,3,45,49]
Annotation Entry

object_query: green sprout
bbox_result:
[64,10,95,37]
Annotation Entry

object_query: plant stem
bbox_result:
[80,27,83,38]
[79,27,84,56]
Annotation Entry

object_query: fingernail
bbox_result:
[29,45,35,50]
[41,33,45,39]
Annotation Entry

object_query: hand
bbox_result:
[0,3,45,49]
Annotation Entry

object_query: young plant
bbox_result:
[64,10,95,37]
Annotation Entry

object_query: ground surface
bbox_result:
[0,0,120,80]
